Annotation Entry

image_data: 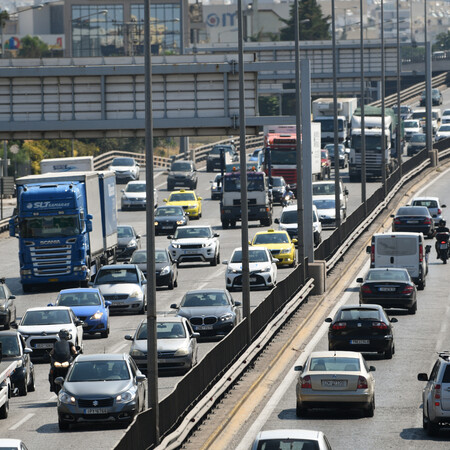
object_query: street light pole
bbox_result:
[424,0,433,156]
[360,0,366,214]
[396,0,402,176]
[381,0,387,198]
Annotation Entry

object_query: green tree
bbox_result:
[259,96,280,116]
[433,31,450,51]
[280,0,331,41]
[17,35,50,58]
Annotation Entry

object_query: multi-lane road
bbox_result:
[0,89,449,449]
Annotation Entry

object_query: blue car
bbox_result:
[53,288,111,338]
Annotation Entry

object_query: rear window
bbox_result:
[336,308,381,321]
[412,200,438,209]
[309,357,360,372]
[376,236,418,256]
[442,366,450,383]
[256,440,320,450]
[397,206,429,216]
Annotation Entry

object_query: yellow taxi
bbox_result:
[163,189,202,219]
[250,229,297,267]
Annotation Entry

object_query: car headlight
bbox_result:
[129,290,143,299]
[59,392,76,405]
[259,267,271,272]
[90,311,104,320]
[116,388,136,403]
[174,348,189,357]
[0,304,5,311]
[130,348,146,357]
[227,268,240,274]
[127,240,137,248]
[154,221,159,226]
[219,313,234,322]
[280,249,291,254]
[176,220,185,225]
[171,243,181,249]
[160,265,171,276]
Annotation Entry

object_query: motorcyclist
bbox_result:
[50,329,77,362]
[435,219,450,258]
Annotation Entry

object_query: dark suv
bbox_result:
[418,352,450,436]
[420,88,443,106]
[206,144,237,172]
[167,160,197,190]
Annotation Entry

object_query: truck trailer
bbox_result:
[9,171,117,291]
[40,156,95,174]
[0,345,16,419]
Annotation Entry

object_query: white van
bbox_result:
[367,232,431,290]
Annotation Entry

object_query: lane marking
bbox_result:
[8,413,35,431]
[111,342,128,354]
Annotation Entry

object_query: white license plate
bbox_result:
[379,287,396,292]
[84,408,109,415]
[350,339,370,344]
[322,380,347,388]
[196,325,213,331]
[162,226,173,229]
[112,301,127,306]
[440,243,448,249]
[34,343,54,349]
[407,220,419,224]
[184,250,198,254]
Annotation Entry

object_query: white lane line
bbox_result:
[197,282,210,290]
[9,413,35,431]
[235,258,370,450]
[111,342,128,354]
[413,166,450,197]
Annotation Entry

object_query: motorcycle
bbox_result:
[49,354,73,394]
[281,190,295,207]
[436,232,450,264]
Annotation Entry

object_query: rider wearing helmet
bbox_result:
[435,219,450,257]
[50,329,77,362]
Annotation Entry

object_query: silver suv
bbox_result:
[168,225,220,266]
[418,351,450,436]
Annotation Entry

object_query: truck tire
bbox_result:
[222,220,230,229]
[22,284,32,293]
[0,398,9,419]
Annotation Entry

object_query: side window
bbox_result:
[430,360,441,381]
[129,358,138,377]
[442,365,450,383]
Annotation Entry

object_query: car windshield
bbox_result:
[111,158,135,167]
[231,249,269,263]
[309,357,360,372]
[336,308,381,321]
[118,226,134,238]
[67,360,130,382]
[270,177,284,187]
[439,125,450,132]
[174,227,211,239]
[171,162,192,172]
[131,251,147,264]
[366,269,410,281]
[313,183,335,195]
[224,174,265,192]
[411,112,426,120]
[325,144,345,156]
[404,121,419,128]
[313,199,335,209]
[255,439,320,450]
[397,206,429,216]
[95,268,139,284]
[169,193,196,202]
[411,134,426,143]
[0,335,20,357]
[155,250,169,263]
[181,292,229,307]
[136,322,188,339]
[253,233,289,244]
[125,183,146,193]
[57,291,101,307]
[210,147,230,155]
[412,200,438,208]
[19,215,81,238]
[156,207,183,217]
[0,286,5,299]
[21,309,71,326]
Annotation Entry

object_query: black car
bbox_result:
[117,225,141,262]
[0,278,16,330]
[154,205,189,235]
[170,289,241,336]
[167,160,197,190]
[357,267,417,314]
[270,176,289,205]
[420,88,443,106]
[326,304,397,359]
[391,205,435,237]
[206,144,237,172]
[0,331,35,395]
[392,105,412,120]
[130,249,178,289]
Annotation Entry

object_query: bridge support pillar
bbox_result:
[308,260,326,295]
[429,150,438,168]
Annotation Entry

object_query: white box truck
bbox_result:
[40,156,94,174]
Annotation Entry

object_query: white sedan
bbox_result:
[222,247,278,291]
[436,124,450,141]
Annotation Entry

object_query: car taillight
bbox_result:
[332,322,347,330]
[372,321,388,330]
[357,376,368,389]
[394,218,401,225]
[434,384,441,403]
[401,285,414,294]
[438,209,442,215]
[301,375,311,389]
[370,244,375,263]
[424,218,432,225]
[419,244,423,262]
[361,284,372,294]
[441,241,447,245]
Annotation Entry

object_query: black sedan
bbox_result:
[0,278,16,330]
[170,289,241,336]
[326,304,397,359]
[154,205,189,235]
[270,176,289,205]
[357,267,417,314]
[130,249,178,290]
[117,225,141,262]
[391,206,435,237]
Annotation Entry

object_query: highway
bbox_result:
[0,89,448,449]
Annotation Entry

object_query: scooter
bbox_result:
[281,190,295,207]
[49,355,72,394]
[436,232,450,264]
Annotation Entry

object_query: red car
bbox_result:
[320,149,331,179]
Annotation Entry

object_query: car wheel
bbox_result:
[3,312,10,330]
[17,376,28,396]
[139,300,146,315]
[296,403,307,417]
[408,302,417,314]
[58,417,70,431]
[100,326,110,338]
[365,398,375,417]
[28,368,35,392]
[0,398,9,419]
[385,343,394,359]
[427,420,440,437]
[418,280,425,291]
[168,278,174,290]
[210,252,218,266]
[290,258,297,268]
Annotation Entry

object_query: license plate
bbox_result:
[322,380,347,387]
[350,339,370,344]
[440,243,448,249]
[407,220,419,224]
[162,226,173,229]
[84,408,108,414]
[379,287,395,292]
[35,343,53,349]
[250,277,257,282]
[196,325,213,330]
[184,250,198,254]
[112,301,126,306]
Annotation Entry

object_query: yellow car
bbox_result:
[163,189,202,219]
[250,229,297,267]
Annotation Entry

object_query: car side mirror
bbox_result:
[54,377,65,386]
[369,366,376,372]
[274,218,280,224]
[105,301,112,307]
[170,303,178,309]
[24,348,33,354]
[390,214,395,218]
[425,245,431,253]
[345,188,349,196]
[192,332,200,339]
[366,246,371,254]
[198,197,203,201]
[442,204,447,208]
[294,365,303,372]
[10,295,15,300]
[163,199,168,203]
[142,280,147,285]
[356,277,363,283]
[417,373,429,381]
[272,258,279,263]
[325,317,332,323]
[121,189,125,193]
[292,239,298,244]
[88,281,94,286]
[214,233,220,237]
[136,374,147,382]
[234,301,242,307]
[390,317,398,323]
[47,303,54,307]
[136,235,141,239]
[124,335,133,341]
[222,260,228,265]
[167,235,173,240]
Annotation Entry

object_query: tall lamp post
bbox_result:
[396,0,402,177]
[381,0,387,198]
[360,0,366,214]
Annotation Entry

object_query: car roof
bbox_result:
[309,350,362,358]
[0,330,21,337]
[254,229,288,235]
[126,180,145,185]
[24,306,72,312]
[313,194,335,200]
[75,353,127,362]
[58,288,101,295]
[175,225,211,230]
[339,304,383,311]
[169,189,195,194]
[99,264,139,270]
[373,232,422,238]
[256,429,322,441]
[368,267,409,272]
[411,196,439,202]
[185,289,228,295]
[118,224,134,229]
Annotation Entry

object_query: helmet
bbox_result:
[439,219,446,227]
[58,329,71,341]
